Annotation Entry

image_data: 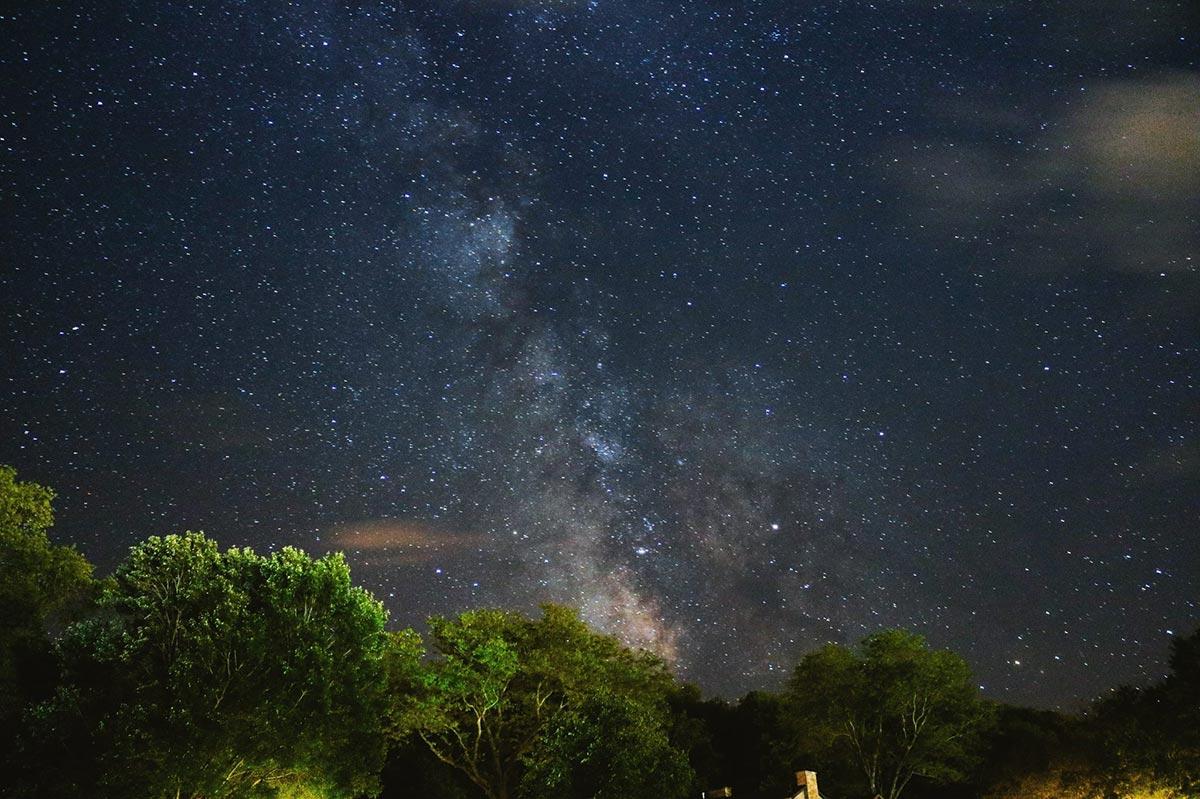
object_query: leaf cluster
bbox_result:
[783,630,993,799]
[26,531,390,799]
[388,604,688,799]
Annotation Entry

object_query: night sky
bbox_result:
[2,1,1197,709]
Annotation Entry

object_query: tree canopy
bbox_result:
[521,692,692,799]
[783,629,993,799]
[0,466,93,741]
[27,531,389,799]
[1001,627,1200,799]
[2,464,1196,799]
[388,604,691,799]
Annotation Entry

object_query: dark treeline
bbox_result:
[1,465,1196,799]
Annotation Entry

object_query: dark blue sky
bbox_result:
[2,0,1197,707]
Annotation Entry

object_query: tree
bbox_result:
[1150,627,1200,795]
[389,604,691,799]
[732,690,813,798]
[665,683,726,797]
[970,704,1078,795]
[29,531,389,798]
[975,630,1200,799]
[982,755,1186,799]
[973,706,1097,799]
[0,465,92,731]
[520,693,692,799]
[783,630,992,799]
[667,687,800,799]
[1077,628,1200,799]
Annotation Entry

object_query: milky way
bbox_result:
[2,0,1197,706]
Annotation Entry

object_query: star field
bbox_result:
[1,0,1197,707]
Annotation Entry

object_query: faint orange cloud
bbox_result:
[889,71,1200,279]
[328,519,483,564]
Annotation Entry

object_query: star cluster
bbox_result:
[1,0,1196,706]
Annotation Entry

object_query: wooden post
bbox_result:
[795,771,819,799]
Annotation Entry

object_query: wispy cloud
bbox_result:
[889,72,1200,278]
[328,519,483,564]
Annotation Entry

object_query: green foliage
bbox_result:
[971,704,1079,792]
[6,464,1197,799]
[28,531,389,799]
[0,466,93,730]
[664,685,800,799]
[783,629,993,799]
[520,693,692,799]
[731,690,802,797]
[380,733,479,799]
[1062,628,1200,799]
[389,604,690,799]
[665,682,724,796]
